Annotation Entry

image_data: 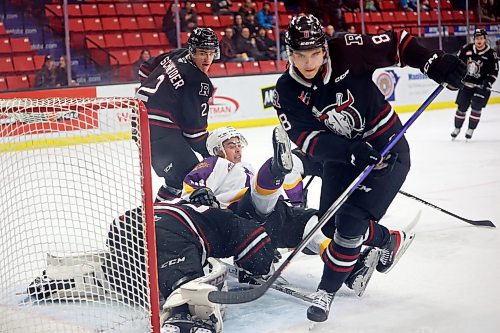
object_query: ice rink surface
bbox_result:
[176,103,500,333]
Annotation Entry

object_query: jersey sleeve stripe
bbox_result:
[183,131,208,142]
[364,113,398,141]
[369,103,391,126]
[398,31,413,67]
[300,130,321,155]
[233,228,269,262]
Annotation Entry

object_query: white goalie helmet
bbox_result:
[206,126,248,157]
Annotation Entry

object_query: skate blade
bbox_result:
[308,321,317,331]
[382,233,416,274]
[352,249,381,297]
[274,126,293,171]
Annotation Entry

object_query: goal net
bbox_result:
[0,98,159,332]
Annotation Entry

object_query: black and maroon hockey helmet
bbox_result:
[285,14,326,52]
[188,27,220,58]
[473,28,487,38]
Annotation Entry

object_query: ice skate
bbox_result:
[344,247,381,297]
[306,289,335,322]
[450,128,460,140]
[271,125,293,177]
[465,128,474,140]
[161,312,217,333]
[377,230,415,273]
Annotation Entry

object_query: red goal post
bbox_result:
[0,98,160,332]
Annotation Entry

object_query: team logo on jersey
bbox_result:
[199,83,210,96]
[298,91,311,105]
[312,90,364,139]
[466,59,482,78]
[272,89,281,108]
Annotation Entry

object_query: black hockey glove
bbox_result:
[189,187,220,208]
[423,51,466,91]
[347,141,382,170]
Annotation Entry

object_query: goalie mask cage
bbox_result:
[0,98,160,333]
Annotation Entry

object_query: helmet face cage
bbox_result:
[206,127,248,157]
[188,27,220,60]
[285,14,326,53]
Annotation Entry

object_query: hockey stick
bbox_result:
[463,82,500,94]
[223,262,314,303]
[207,85,445,304]
[303,175,315,191]
[398,190,496,228]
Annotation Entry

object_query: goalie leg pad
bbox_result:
[160,258,227,333]
[27,252,119,301]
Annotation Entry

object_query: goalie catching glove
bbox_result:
[189,187,220,208]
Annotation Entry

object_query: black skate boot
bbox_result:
[270,125,293,178]
[344,247,381,297]
[377,230,415,273]
[450,127,460,139]
[465,128,474,140]
[306,289,335,322]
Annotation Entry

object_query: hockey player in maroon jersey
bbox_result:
[273,14,466,322]
[135,27,219,202]
[451,28,499,140]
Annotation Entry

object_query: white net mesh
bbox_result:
[0,98,158,333]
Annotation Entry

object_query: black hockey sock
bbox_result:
[363,220,390,247]
[454,110,466,129]
[468,109,481,130]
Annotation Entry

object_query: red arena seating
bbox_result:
[0,57,14,73]
[12,55,35,72]
[225,62,245,75]
[6,75,30,90]
[209,62,227,76]
[242,61,261,74]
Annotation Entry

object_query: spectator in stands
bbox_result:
[212,0,234,15]
[34,55,56,88]
[232,14,246,39]
[325,0,344,30]
[219,27,252,62]
[479,0,496,22]
[255,26,277,60]
[244,13,260,36]
[342,0,360,12]
[55,55,76,87]
[365,0,379,12]
[180,1,197,32]
[239,0,257,17]
[325,25,336,40]
[163,3,180,46]
[419,0,432,11]
[133,50,152,78]
[256,2,274,29]
[347,24,357,33]
[236,26,269,60]
[400,0,417,11]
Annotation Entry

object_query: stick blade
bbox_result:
[468,219,496,228]
[208,279,271,304]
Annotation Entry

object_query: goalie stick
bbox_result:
[207,85,446,305]
[398,190,496,228]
